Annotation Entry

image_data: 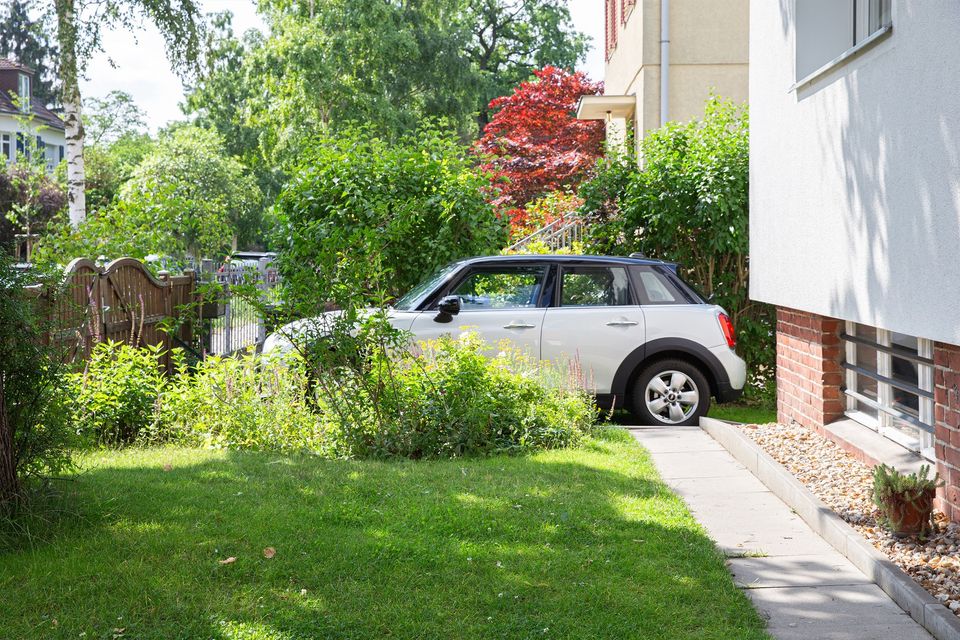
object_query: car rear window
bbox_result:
[635,267,689,304]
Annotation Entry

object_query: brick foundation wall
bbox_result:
[775,307,845,430]
[934,342,960,522]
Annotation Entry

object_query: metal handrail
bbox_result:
[507,216,584,253]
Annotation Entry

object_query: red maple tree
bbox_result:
[476,66,605,209]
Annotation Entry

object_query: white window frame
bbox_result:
[0,133,10,163]
[843,321,935,460]
[17,73,30,112]
[793,0,893,91]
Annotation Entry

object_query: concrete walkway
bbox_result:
[627,425,933,640]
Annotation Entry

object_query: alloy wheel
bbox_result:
[644,370,700,425]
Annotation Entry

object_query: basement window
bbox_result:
[842,322,934,460]
[794,0,891,85]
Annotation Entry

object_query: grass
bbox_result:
[1,429,768,640]
[708,401,777,425]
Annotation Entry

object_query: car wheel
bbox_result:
[631,359,711,426]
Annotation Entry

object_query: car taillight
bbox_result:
[718,312,736,349]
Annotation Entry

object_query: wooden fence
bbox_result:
[33,258,197,372]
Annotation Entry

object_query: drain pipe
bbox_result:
[660,0,670,126]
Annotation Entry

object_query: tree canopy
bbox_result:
[477,66,604,209]
[0,0,60,107]
[184,0,588,164]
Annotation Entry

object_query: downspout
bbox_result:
[660,0,670,126]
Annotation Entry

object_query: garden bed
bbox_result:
[738,422,960,616]
[0,429,767,640]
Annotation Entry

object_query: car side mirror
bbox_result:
[434,295,460,323]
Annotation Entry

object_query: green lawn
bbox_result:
[708,402,777,425]
[1,429,768,640]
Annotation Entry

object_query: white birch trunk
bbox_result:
[55,0,86,228]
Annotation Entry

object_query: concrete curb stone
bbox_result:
[700,417,960,640]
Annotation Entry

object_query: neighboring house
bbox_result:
[576,0,749,154]
[0,58,65,174]
[750,2,960,520]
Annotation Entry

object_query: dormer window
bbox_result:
[17,72,30,111]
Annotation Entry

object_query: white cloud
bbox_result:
[80,0,264,132]
[79,0,604,132]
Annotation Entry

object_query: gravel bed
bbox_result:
[738,422,960,616]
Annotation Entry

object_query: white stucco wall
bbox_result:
[749,1,960,346]
[0,112,65,171]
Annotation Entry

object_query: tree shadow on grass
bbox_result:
[0,432,769,640]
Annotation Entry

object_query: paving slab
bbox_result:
[730,554,873,588]
[627,425,933,640]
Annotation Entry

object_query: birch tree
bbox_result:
[52,0,204,227]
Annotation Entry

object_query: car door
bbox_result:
[540,264,644,394]
[408,263,551,357]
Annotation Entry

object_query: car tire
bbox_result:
[630,359,711,426]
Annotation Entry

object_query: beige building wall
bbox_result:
[603,0,749,145]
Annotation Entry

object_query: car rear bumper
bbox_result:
[709,345,746,403]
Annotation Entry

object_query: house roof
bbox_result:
[0,58,33,73]
[0,58,64,132]
[0,93,65,131]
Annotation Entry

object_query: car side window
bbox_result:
[560,266,632,307]
[448,265,548,310]
[636,268,684,304]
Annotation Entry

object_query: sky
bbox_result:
[79,0,605,133]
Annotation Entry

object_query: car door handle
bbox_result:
[503,322,536,329]
[606,320,639,326]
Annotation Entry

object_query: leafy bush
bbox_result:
[75,332,594,461]
[579,97,775,396]
[273,124,507,304]
[36,126,263,265]
[159,351,326,453]
[0,162,67,253]
[69,341,166,445]
[0,260,74,510]
[324,333,596,459]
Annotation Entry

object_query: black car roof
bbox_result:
[459,254,678,268]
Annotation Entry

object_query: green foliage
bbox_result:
[0,160,67,252]
[872,463,943,507]
[872,463,943,534]
[183,0,588,161]
[68,341,166,445]
[274,124,506,303]
[82,90,148,147]
[461,0,588,129]
[159,351,326,453]
[75,334,593,462]
[37,126,263,264]
[79,132,155,211]
[327,332,595,459]
[0,259,74,509]
[580,97,774,394]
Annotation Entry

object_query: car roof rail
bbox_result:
[629,252,647,259]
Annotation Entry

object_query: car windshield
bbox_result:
[392,261,461,310]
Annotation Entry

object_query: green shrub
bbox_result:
[72,336,594,461]
[0,260,75,510]
[159,351,326,453]
[272,124,507,306]
[324,332,596,459]
[69,341,166,445]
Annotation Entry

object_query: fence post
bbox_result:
[257,257,270,344]
[182,269,196,349]
[223,281,232,354]
[158,270,173,374]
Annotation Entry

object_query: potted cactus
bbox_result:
[872,463,943,537]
